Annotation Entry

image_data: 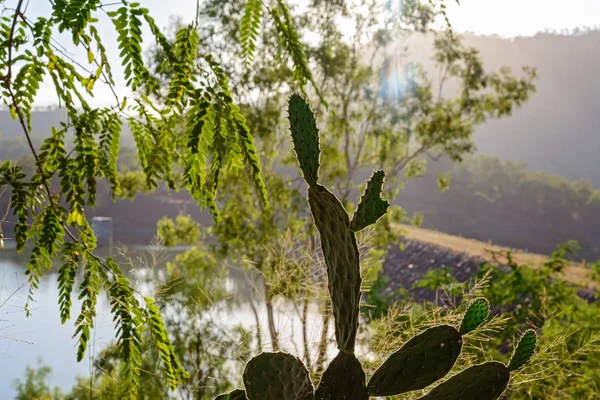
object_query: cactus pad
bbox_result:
[418,361,510,400]
[459,298,491,334]
[367,325,462,396]
[214,389,247,400]
[315,351,369,400]
[349,170,390,232]
[288,94,321,186]
[242,352,314,400]
[308,184,361,352]
[508,329,537,371]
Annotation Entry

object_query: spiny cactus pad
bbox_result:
[308,184,361,352]
[367,325,462,396]
[459,298,491,334]
[349,170,390,232]
[418,361,510,400]
[242,352,314,400]
[315,351,369,400]
[508,329,537,371]
[289,94,321,186]
[214,389,247,400]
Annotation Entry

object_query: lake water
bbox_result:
[0,246,329,398]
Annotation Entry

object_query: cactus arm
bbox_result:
[214,389,248,400]
[308,184,361,352]
[367,325,463,396]
[289,94,321,187]
[417,361,510,400]
[315,351,369,400]
[508,330,537,371]
[349,170,390,232]
[288,93,362,353]
[242,352,314,400]
[459,298,491,335]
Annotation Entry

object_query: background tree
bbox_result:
[0,0,541,396]
[0,0,333,394]
[142,0,536,374]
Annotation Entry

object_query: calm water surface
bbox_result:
[0,246,328,398]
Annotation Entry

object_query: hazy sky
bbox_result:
[11,0,599,106]
[444,0,600,37]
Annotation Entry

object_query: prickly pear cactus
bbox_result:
[418,330,537,400]
[349,170,390,232]
[214,95,538,400]
[508,329,537,371]
[289,93,364,352]
[315,351,369,400]
[367,325,462,396]
[308,183,362,352]
[289,93,321,186]
[214,389,247,400]
[242,352,314,400]
[418,361,510,400]
[367,299,490,396]
[459,298,491,334]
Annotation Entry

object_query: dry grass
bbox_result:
[397,224,597,289]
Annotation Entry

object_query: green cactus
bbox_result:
[367,325,462,396]
[308,183,361,352]
[459,298,491,334]
[349,170,390,232]
[417,361,510,400]
[367,299,490,396]
[315,351,369,400]
[289,93,321,186]
[508,329,537,371]
[215,94,538,400]
[242,352,314,400]
[214,389,247,400]
[418,331,537,400]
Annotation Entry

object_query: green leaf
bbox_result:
[240,0,262,64]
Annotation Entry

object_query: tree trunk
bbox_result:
[264,280,279,351]
[302,297,311,367]
[314,305,331,374]
[247,281,263,353]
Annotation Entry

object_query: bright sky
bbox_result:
[443,0,600,37]
[7,0,599,107]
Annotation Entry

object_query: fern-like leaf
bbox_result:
[145,297,190,389]
[240,0,262,64]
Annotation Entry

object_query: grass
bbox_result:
[397,224,597,288]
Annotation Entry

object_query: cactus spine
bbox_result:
[214,95,537,400]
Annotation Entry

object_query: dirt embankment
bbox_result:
[381,225,598,303]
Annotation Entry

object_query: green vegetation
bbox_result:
[2,0,599,399]
[216,94,536,400]
[408,154,600,261]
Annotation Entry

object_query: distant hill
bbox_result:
[2,30,600,260]
[405,30,600,186]
[0,108,135,159]
[2,30,599,184]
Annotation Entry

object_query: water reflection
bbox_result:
[0,246,329,398]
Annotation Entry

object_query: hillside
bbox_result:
[2,31,600,266]
[2,31,600,184]
[404,30,600,186]
[396,224,595,288]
